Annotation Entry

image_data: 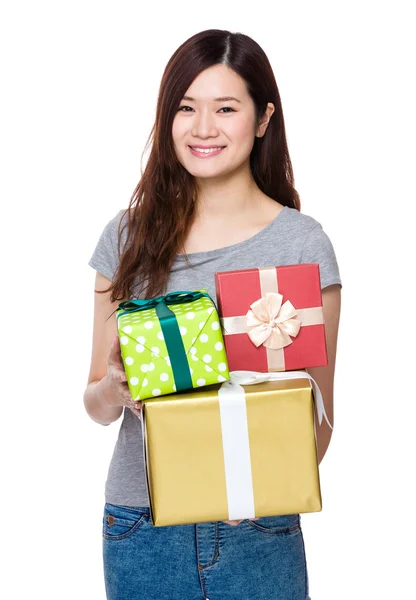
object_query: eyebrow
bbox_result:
[181,95,242,104]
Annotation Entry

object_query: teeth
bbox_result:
[192,147,224,154]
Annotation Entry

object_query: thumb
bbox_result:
[108,335,123,366]
[108,336,127,381]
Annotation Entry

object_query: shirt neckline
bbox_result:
[175,204,290,260]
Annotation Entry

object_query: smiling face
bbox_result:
[172,64,264,180]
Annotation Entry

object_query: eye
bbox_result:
[177,106,236,113]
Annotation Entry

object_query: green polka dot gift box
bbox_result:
[115,290,230,401]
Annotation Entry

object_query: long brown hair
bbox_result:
[98,29,301,303]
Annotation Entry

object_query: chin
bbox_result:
[185,159,233,175]
[190,168,231,180]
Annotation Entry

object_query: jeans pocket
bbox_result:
[103,503,150,541]
[246,513,301,535]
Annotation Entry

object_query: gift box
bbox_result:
[215,264,327,372]
[141,371,332,526]
[115,290,230,401]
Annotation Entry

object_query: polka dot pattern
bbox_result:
[116,290,230,400]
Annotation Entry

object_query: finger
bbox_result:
[113,368,127,383]
[130,407,142,419]
[107,366,126,384]
[127,398,142,409]
[131,400,143,409]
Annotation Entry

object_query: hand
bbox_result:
[102,335,143,419]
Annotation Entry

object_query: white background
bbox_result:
[1,1,415,598]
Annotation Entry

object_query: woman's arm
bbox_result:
[83,272,124,425]
[306,283,342,465]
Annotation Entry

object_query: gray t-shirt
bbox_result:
[88,204,342,506]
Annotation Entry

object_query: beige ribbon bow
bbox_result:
[246,292,302,349]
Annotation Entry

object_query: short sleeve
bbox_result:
[88,210,125,281]
[299,223,342,289]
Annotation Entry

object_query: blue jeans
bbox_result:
[102,502,312,600]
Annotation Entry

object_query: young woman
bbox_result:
[85,28,342,600]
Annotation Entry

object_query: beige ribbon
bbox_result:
[221,267,324,371]
[246,293,302,349]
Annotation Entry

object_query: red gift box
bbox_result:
[215,264,328,372]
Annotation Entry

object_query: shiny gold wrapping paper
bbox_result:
[142,377,322,527]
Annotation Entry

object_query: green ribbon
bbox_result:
[116,291,212,393]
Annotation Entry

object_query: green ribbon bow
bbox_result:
[117,291,212,394]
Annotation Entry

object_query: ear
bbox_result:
[255,102,275,138]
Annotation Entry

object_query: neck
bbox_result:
[194,163,262,220]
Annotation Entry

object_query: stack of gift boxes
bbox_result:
[116,264,333,527]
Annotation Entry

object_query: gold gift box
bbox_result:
[141,374,322,527]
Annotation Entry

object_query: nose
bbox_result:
[191,108,219,139]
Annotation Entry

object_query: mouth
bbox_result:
[188,145,226,158]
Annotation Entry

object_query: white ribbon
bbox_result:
[217,378,256,520]
[217,370,332,520]
[229,370,333,431]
